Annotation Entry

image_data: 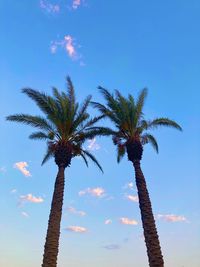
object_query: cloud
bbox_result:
[72,0,82,9]
[123,181,134,190]
[0,166,6,173]
[126,194,139,202]
[103,244,120,250]
[157,214,187,222]
[20,194,44,204]
[66,226,87,233]
[50,35,84,63]
[14,162,31,177]
[67,206,86,216]
[10,188,17,194]
[79,187,105,198]
[40,0,60,13]
[87,138,100,151]
[21,211,29,218]
[120,217,138,225]
[105,219,112,225]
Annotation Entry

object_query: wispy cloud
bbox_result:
[20,194,44,204]
[40,0,60,13]
[65,226,87,233]
[67,206,86,216]
[87,138,100,151]
[120,217,138,225]
[14,162,31,177]
[0,166,6,173]
[105,219,112,225]
[50,35,84,65]
[10,188,17,194]
[157,214,187,223]
[72,0,81,9]
[79,187,105,198]
[21,211,29,218]
[126,194,139,203]
[103,244,120,250]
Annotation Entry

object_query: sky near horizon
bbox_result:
[0,1,200,267]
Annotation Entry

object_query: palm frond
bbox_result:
[135,88,148,121]
[6,114,54,132]
[148,118,182,131]
[141,133,159,153]
[82,149,103,173]
[117,144,126,163]
[41,147,54,165]
[29,131,50,140]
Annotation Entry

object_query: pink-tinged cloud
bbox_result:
[87,138,100,151]
[120,217,138,225]
[66,226,87,233]
[20,194,44,203]
[50,35,84,63]
[21,211,29,218]
[67,206,86,216]
[126,194,139,202]
[40,0,60,13]
[105,219,112,225]
[72,0,81,9]
[79,187,105,198]
[14,162,31,177]
[157,214,187,222]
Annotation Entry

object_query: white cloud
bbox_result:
[40,0,60,13]
[87,138,100,151]
[0,166,6,173]
[123,181,134,190]
[67,206,86,216]
[105,219,112,225]
[79,187,105,198]
[20,194,44,204]
[66,226,87,233]
[10,188,17,194]
[103,244,120,250]
[120,217,138,225]
[21,211,29,218]
[14,162,31,177]
[72,0,82,9]
[157,214,187,223]
[126,194,139,203]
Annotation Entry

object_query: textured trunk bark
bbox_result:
[133,160,164,267]
[41,166,65,267]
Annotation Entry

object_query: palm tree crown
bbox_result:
[7,77,109,171]
[91,86,182,162]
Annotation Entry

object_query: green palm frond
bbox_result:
[135,88,148,122]
[141,133,159,153]
[117,144,126,163]
[148,118,182,131]
[29,131,50,140]
[6,114,55,132]
[79,152,89,167]
[41,147,54,165]
[82,149,103,173]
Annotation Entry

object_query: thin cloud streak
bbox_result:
[157,214,187,222]
[65,226,87,233]
[21,211,29,218]
[79,187,105,198]
[120,217,138,225]
[67,206,86,216]
[103,244,120,250]
[20,194,44,204]
[14,162,31,177]
[40,0,60,13]
[105,219,112,225]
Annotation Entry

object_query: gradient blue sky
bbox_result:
[0,1,200,266]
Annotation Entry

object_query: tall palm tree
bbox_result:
[91,87,182,267]
[6,77,112,267]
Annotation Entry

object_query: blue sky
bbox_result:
[0,1,200,266]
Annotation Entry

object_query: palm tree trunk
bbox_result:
[133,160,164,267]
[42,165,65,267]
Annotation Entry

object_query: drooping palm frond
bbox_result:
[147,118,182,131]
[141,133,159,153]
[81,149,103,173]
[41,147,54,165]
[117,144,126,163]
[29,131,50,140]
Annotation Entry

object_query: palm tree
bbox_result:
[91,87,182,267]
[6,77,113,267]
